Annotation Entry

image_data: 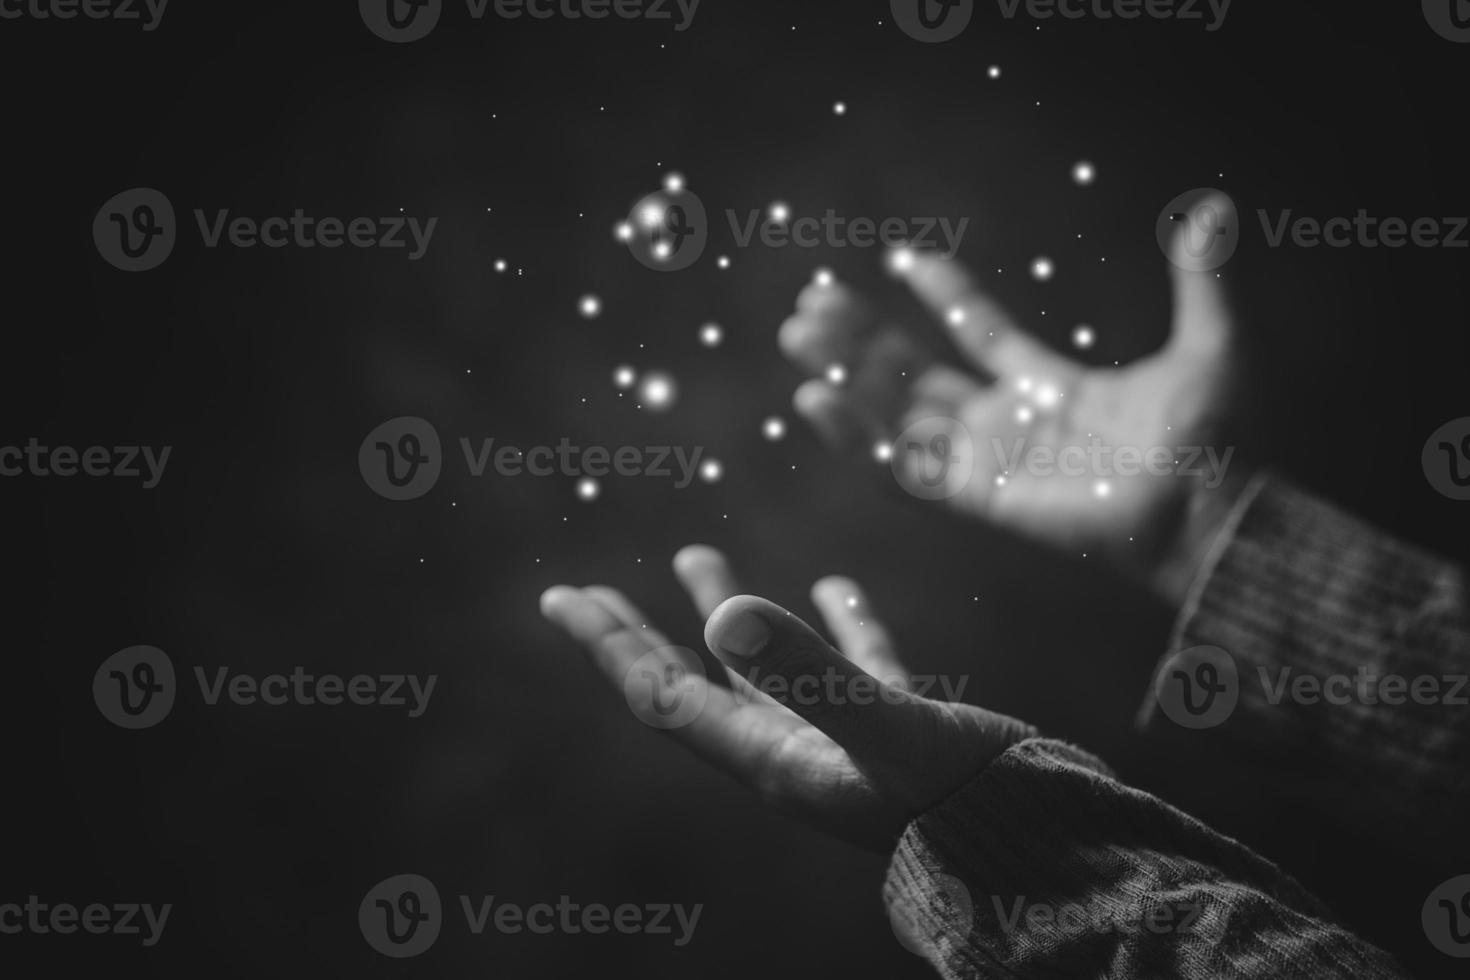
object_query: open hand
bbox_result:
[540,545,1033,851]
[779,193,1246,601]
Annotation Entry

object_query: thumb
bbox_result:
[704,595,1031,811]
[704,595,918,760]
[1164,190,1238,359]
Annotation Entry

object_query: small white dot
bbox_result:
[1030,257,1054,282]
[717,255,731,269]
[1093,480,1112,499]
[577,478,602,502]
[1072,161,1096,186]
[826,364,848,385]
[813,267,835,288]
[763,416,787,441]
[988,65,1001,79]
[494,259,508,273]
[872,441,893,463]
[579,294,602,318]
[699,323,724,348]
[1015,405,1034,424]
[1072,325,1095,349]
[663,172,685,193]
[770,202,791,224]
[700,459,724,483]
[613,365,636,389]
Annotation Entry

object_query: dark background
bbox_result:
[3,1,1469,976]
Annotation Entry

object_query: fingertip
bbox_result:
[811,575,859,606]
[794,279,856,314]
[794,379,859,448]
[1167,190,1238,271]
[777,313,817,361]
[673,543,724,575]
[704,595,785,660]
[539,585,581,620]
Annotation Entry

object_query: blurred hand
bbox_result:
[540,545,1033,851]
[779,193,1248,605]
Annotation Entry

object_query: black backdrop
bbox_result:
[3,1,1469,977]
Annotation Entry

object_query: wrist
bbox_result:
[1147,463,1256,610]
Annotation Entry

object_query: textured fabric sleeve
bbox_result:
[883,738,1408,979]
[1137,473,1470,846]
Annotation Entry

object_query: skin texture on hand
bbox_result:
[540,546,1035,852]
[778,192,1250,609]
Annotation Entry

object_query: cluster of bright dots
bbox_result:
[561,138,1105,527]
[996,376,1112,502]
[609,363,679,412]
